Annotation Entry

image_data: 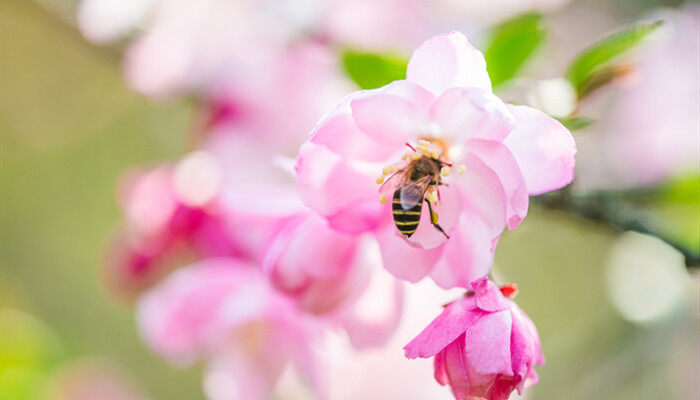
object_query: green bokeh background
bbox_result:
[1,0,697,399]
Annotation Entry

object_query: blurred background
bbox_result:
[1,0,698,399]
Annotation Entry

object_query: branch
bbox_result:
[532,189,700,268]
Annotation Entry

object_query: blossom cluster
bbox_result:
[78,1,585,399]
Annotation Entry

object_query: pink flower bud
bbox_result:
[404,277,544,400]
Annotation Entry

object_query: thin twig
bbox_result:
[532,189,700,268]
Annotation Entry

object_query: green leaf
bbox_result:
[566,20,663,96]
[656,172,700,205]
[341,49,409,90]
[556,116,595,131]
[484,12,548,90]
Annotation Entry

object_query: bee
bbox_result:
[380,146,450,239]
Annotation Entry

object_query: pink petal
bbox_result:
[504,105,577,195]
[310,111,396,163]
[405,183,462,250]
[136,259,267,365]
[262,213,370,315]
[429,212,495,289]
[464,139,528,230]
[406,31,492,95]
[404,296,481,359]
[204,355,284,400]
[339,260,405,349]
[296,142,382,233]
[464,310,514,378]
[511,306,545,366]
[350,80,434,147]
[431,88,514,142]
[471,276,510,312]
[510,307,537,394]
[373,214,444,283]
[443,335,471,398]
[451,153,508,243]
[433,350,449,386]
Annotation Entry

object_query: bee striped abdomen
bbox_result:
[392,190,422,237]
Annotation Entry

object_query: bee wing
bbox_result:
[379,165,409,195]
[398,175,432,210]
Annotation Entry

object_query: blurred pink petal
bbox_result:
[350,81,434,147]
[430,88,514,142]
[296,142,381,234]
[504,105,577,195]
[465,139,528,230]
[374,215,444,283]
[429,212,495,289]
[406,31,492,95]
[263,212,370,315]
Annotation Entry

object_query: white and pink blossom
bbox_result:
[296,32,576,289]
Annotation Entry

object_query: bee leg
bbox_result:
[426,200,450,239]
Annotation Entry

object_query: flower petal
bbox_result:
[350,80,434,147]
[204,355,284,400]
[405,183,462,249]
[310,112,396,162]
[339,252,405,349]
[431,88,514,142]
[464,139,528,230]
[504,105,576,195]
[374,215,444,283]
[464,310,513,378]
[407,31,492,95]
[136,259,267,365]
[471,276,510,312]
[404,296,481,359]
[451,153,507,243]
[296,142,382,233]
[429,212,495,289]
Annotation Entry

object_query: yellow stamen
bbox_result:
[379,194,388,204]
[411,152,422,160]
[382,166,391,175]
[441,166,451,177]
[376,175,385,184]
[456,164,466,175]
[389,166,398,173]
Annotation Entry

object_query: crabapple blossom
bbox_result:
[404,277,544,400]
[137,258,326,400]
[207,137,405,346]
[295,31,576,288]
[105,162,240,299]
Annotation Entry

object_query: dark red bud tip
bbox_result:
[499,284,518,298]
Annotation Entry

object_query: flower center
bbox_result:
[375,137,466,205]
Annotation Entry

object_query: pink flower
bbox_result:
[404,277,544,400]
[262,211,370,315]
[137,258,325,400]
[295,32,576,288]
[219,174,404,347]
[105,159,241,299]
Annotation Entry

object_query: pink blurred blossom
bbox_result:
[105,158,241,299]
[295,32,576,289]
[137,258,326,400]
[404,277,544,400]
